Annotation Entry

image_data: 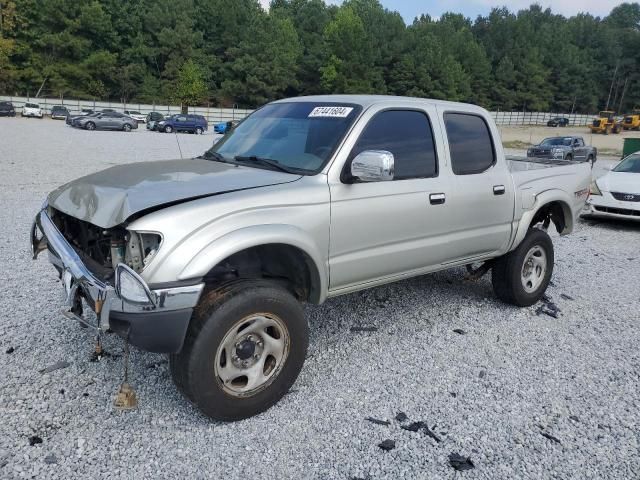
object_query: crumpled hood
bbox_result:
[48,158,301,228]
[597,172,640,194]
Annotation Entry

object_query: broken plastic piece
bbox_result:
[114,382,138,410]
[38,361,70,374]
[449,453,475,471]
[365,417,390,426]
[378,439,395,451]
[395,412,408,422]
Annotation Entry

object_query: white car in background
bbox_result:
[123,110,146,123]
[583,152,640,221]
[22,102,43,118]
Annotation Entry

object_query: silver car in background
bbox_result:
[72,112,138,132]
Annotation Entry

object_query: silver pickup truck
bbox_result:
[31,95,591,420]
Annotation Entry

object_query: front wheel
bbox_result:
[85,122,96,131]
[123,123,132,132]
[492,228,554,307]
[170,280,308,421]
[195,126,203,135]
[164,125,173,133]
[565,154,573,161]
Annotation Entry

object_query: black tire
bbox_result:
[565,154,573,161]
[491,228,554,307]
[587,154,595,166]
[123,123,132,132]
[85,122,96,131]
[195,126,203,135]
[170,280,308,421]
[164,125,173,133]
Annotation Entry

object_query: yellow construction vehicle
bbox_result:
[589,111,623,134]
[622,109,640,130]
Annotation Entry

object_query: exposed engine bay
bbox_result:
[50,207,161,280]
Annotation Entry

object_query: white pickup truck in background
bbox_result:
[32,95,592,420]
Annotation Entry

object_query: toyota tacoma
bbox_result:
[31,95,592,420]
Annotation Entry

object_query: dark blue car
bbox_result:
[157,114,208,134]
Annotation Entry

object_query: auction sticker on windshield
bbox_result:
[308,106,354,118]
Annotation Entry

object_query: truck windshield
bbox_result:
[206,102,362,174]
[613,154,640,173]
[540,137,572,146]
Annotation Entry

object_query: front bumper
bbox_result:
[31,208,204,352]
[582,195,640,221]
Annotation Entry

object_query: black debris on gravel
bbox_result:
[350,326,378,333]
[5,346,15,354]
[365,417,390,426]
[541,432,561,444]
[44,454,57,464]
[560,293,575,301]
[569,415,580,422]
[89,350,120,362]
[479,370,486,379]
[146,359,168,369]
[453,328,466,335]
[38,360,70,374]
[395,412,408,422]
[82,392,89,397]
[400,421,441,442]
[449,453,475,471]
[450,392,457,398]
[28,436,43,446]
[536,295,561,319]
[378,439,396,451]
[58,389,65,395]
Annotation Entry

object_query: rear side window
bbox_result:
[350,110,437,180]
[444,113,495,175]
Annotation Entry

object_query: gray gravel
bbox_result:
[1,118,639,479]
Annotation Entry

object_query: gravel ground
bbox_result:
[1,118,639,479]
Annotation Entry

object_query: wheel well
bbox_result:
[202,244,321,303]
[529,201,570,234]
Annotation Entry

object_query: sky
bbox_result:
[259,0,628,22]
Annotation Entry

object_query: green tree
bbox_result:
[173,59,207,112]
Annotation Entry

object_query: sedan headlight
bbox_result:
[590,181,602,196]
[115,264,156,305]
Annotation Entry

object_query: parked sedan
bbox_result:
[73,112,138,132]
[583,152,640,221]
[0,101,15,117]
[124,110,146,123]
[51,105,70,120]
[22,102,43,118]
[547,117,569,127]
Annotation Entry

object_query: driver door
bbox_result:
[328,106,455,291]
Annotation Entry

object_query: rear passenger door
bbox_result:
[438,110,515,260]
[329,105,455,291]
[175,116,188,131]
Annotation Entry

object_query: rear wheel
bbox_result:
[170,280,308,421]
[492,228,554,307]
[565,154,573,161]
[85,122,96,131]
[195,126,203,135]
[123,123,132,132]
[164,125,173,133]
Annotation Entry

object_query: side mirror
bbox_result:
[350,150,394,182]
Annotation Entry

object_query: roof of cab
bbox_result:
[271,94,488,114]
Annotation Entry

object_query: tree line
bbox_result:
[1,0,639,113]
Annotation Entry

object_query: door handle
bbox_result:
[429,193,446,205]
[493,185,506,195]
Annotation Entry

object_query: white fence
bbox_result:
[2,94,598,126]
[0,95,254,124]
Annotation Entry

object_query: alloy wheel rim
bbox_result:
[214,313,290,398]
[521,245,547,293]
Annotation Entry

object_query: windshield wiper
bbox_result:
[234,155,300,174]
[198,150,231,163]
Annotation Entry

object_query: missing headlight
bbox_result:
[124,232,162,272]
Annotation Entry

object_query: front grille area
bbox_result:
[611,192,640,202]
[594,206,640,217]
